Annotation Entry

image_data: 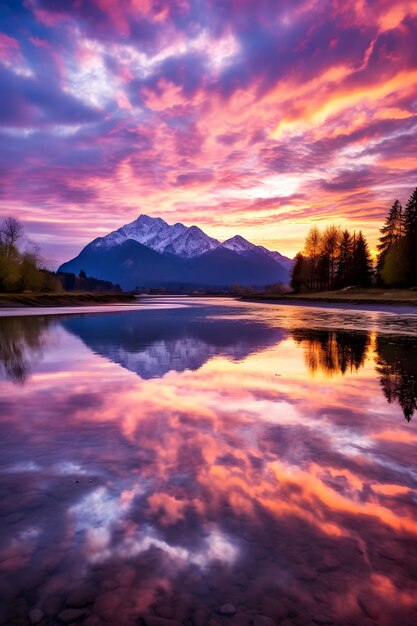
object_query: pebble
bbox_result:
[219,604,237,616]
[29,608,44,624]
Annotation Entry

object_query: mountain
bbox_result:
[58,214,293,290]
[223,235,294,271]
[62,306,286,379]
[91,214,220,258]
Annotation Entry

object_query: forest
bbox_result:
[291,186,417,291]
[0,217,121,293]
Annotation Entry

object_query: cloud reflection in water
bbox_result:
[0,300,417,625]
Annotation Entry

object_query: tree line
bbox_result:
[291,186,417,291]
[0,216,121,293]
[0,217,60,292]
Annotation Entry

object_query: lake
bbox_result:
[1,297,417,626]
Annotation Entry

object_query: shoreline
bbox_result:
[242,295,417,306]
[240,291,417,314]
[0,292,136,308]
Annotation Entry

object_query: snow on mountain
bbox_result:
[257,246,294,271]
[163,225,220,258]
[222,235,255,254]
[92,214,220,258]
[223,235,293,270]
[89,214,292,267]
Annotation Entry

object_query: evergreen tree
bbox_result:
[291,253,310,292]
[403,187,417,286]
[336,229,353,287]
[381,240,407,286]
[351,231,373,286]
[317,252,330,290]
[377,199,403,282]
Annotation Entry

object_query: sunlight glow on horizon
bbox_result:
[0,0,416,262]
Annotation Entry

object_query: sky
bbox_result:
[0,0,417,266]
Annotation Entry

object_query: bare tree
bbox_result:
[0,217,23,255]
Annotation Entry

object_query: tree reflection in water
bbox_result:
[292,328,417,421]
[292,328,370,376]
[1,307,417,625]
[376,335,417,422]
[0,316,53,385]
[1,315,416,424]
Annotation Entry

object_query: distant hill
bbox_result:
[58,214,293,290]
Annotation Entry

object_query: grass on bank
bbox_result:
[242,287,417,305]
[0,292,136,308]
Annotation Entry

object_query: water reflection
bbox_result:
[292,327,417,421]
[292,328,370,376]
[0,301,417,626]
[376,335,417,422]
[61,307,286,379]
[0,316,53,385]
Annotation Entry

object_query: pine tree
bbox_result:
[377,199,403,282]
[351,231,373,286]
[291,253,310,292]
[336,229,353,287]
[403,187,417,286]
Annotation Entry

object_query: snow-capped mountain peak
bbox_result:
[223,234,293,270]
[89,214,292,266]
[222,235,257,254]
[91,214,220,258]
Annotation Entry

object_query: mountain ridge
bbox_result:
[59,214,293,290]
[90,214,292,265]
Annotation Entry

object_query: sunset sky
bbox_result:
[1,0,417,265]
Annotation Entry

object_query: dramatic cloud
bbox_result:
[0,0,416,263]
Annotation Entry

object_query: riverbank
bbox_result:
[242,288,417,307]
[0,292,136,308]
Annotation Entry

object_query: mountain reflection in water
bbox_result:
[61,307,286,379]
[0,299,417,626]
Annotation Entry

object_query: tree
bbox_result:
[381,240,407,286]
[291,253,311,292]
[336,229,353,287]
[0,217,23,256]
[79,269,87,279]
[304,226,321,290]
[351,231,373,286]
[19,251,44,292]
[377,199,403,282]
[321,225,341,288]
[403,187,417,285]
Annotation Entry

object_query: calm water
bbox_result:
[1,297,417,626]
